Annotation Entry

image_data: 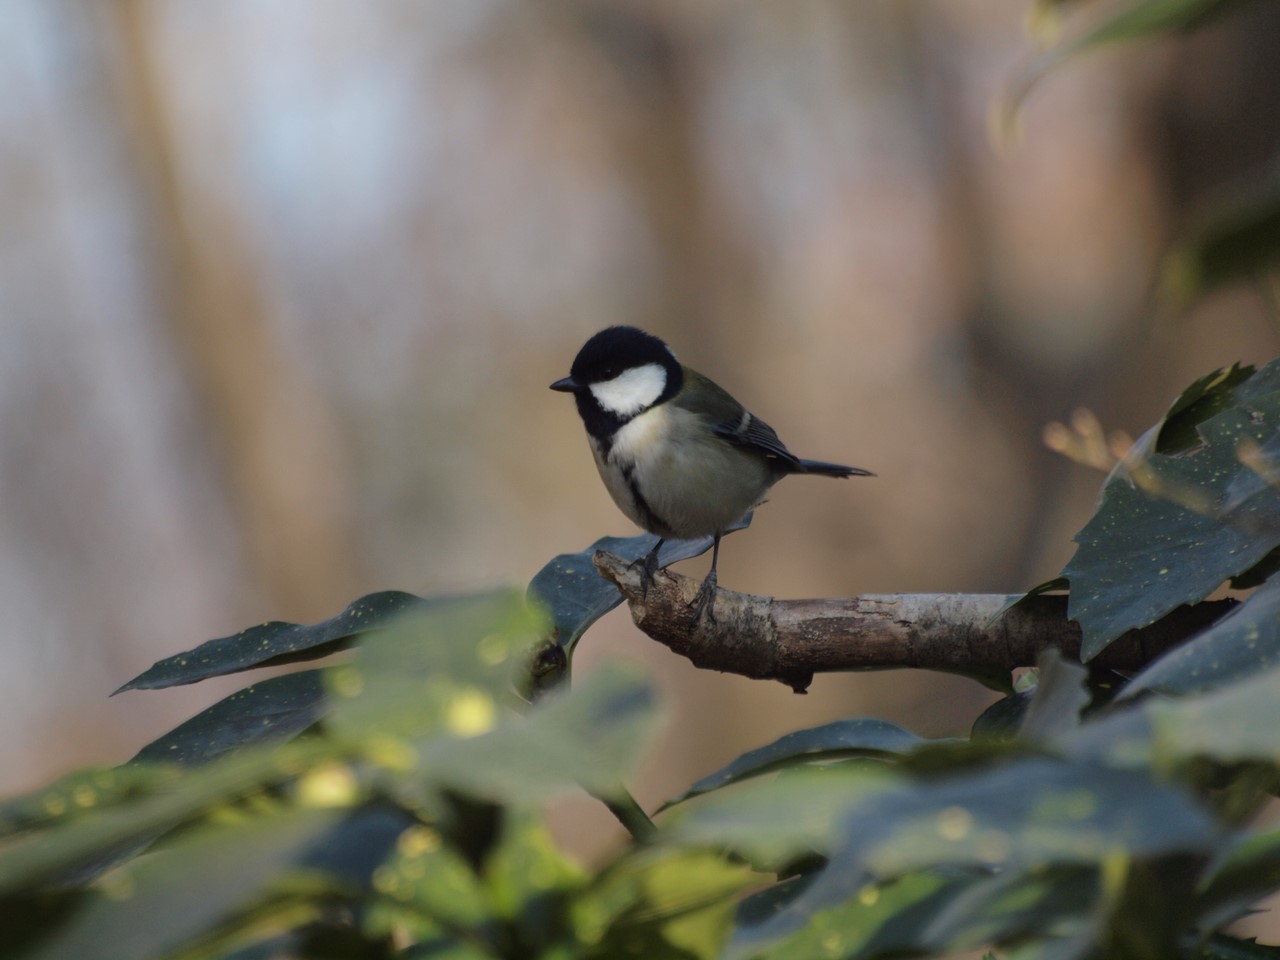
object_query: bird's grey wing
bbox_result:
[713,410,801,465]
[674,370,801,466]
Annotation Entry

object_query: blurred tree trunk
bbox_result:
[110,0,361,616]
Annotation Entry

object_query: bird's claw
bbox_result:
[690,569,718,623]
[630,542,663,602]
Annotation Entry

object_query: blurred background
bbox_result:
[3,0,1280,869]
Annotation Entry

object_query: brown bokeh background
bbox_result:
[5,0,1280,882]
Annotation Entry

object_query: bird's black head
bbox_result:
[550,326,683,438]
[566,326,677,386]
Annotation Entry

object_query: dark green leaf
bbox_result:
[1195,934,1280,960]
[1066,392,1280,659]
[1120,579,1280,699]
[298,805,413,890]
[1164,187,1280,303]
[661,719,928,810]
[1229,545,1280,589]
[130,670,330,767]
[0,890,88,957]
[971,690,1034,742]
[1157,363,1255,454]
[527,513,751,655]
[116,591,430,693]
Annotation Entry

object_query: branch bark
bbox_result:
[593,552,1233,693]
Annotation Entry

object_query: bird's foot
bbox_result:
[630,541,663,601]
[689,569,718,624]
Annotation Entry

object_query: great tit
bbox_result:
[550,326,872,620]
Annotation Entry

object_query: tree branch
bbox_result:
[593,552,1233,693]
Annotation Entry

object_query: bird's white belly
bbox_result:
[591,406,772,539]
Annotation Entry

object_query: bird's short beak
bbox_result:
[549,376,581,393]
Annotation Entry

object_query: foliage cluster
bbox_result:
[7,1,1280,958]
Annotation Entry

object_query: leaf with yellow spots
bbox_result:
[417,664,658,803]
[324,591,546,744]
[661,717,932,811]
[129,670,329,768]
[9,809,344,960]
[576,850,754,960]
[1121,577,1280,699]
[730,869,981,960]
[115,591,430,693]
[729,757,1215,955]
[1061,361,1280,659]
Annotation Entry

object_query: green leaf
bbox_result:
[324,591,544,745]
[1156,363,1255,454]
[1018,650,1091,740]
[1197,823,1280,934]
[1003,0,1257,127]
[0,738,338,896]
[845,759,1217,875]
[362,823,494,940]
[1194,934,1280,960]
[971,690,1035,742]
[130,670,330,767]
[1144,663,1280,767]
[575,850,754,960]
[418,664,658,803]
[661,719,929,810]
[17,808,345,960]
[743,757,1216,949]
[660,764,897,868]
[1164,187,1280,303]
[1120,579,1279,699]
[1066,660,1280,770]
[0,765,181,839]
[527,513,752,655]
[0,891,87,959]
[116,591,429,693]
[1065,387,1280,659]
[729,869,978,960]
[913,866,1099,956]
[484,814,585,938]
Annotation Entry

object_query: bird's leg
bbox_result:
[633,538,664,600]
[690,534,721,623]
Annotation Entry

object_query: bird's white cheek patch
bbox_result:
[590,363,667,417]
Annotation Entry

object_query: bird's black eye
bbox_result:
[601,366,617,379]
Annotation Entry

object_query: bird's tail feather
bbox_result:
[793,459,875,478]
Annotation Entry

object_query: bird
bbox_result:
[550,326,872,621]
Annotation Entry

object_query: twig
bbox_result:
[593,552,1233,693]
